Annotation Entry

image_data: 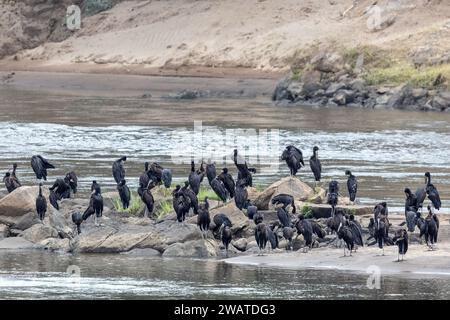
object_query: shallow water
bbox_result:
[0,80,449,210]
[1,74,450,299]
[0,251,450,300]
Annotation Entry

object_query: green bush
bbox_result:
[112,192,143,215]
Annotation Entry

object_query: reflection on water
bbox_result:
[0,251,449,300]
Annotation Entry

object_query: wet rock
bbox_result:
[10,212,41,231]
[310,51,344,73]
[333,90,355,105]
[325,82,345,97]
[0,224,9,239]
[20,224,59,243]
[209,202,250,238]
[232,238,247,252]
[162,239,218,258]
[272,77,292,101]
[0,186,50,226]
[39,238,70,252]
[254,177,314,210]
[121,248,161,257]
[298,202,372,218]
[0,237,38,250]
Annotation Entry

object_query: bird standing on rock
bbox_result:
[3,163,21,193]
[345,170,357,204]
[206,162,217,186]
[337,222,354,257]
[404,188,418,213]
[188,161,204,195]
[255,223,268,255]
[233,149,256,187]
[181,181,199,215]
[112,156,127,184]
[72,212,83,235]
[220,224,232,256]
[271,194,296,214]
[218,168,235,199]
[309,146,321,188]
[327,180,339,217]
[117,179,131,210]
[197,197,211,238]
[36,183,47,222]
[425,172,441,212]
[234,179,248,210]
[281,145,304,176]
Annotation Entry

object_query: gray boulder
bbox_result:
[162,239,218,258]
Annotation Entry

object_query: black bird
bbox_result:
[206,162,217,185]
[247,204,258,220]
[148,162,163,182]
[213,213,232,231]
[309,146,322,187]
[65,171,78,195]
[181,181,199,215]
[255,223,268,255]
[347,215,363,247]
[220,225,232,255]
[49,177,71,199]
[233,149,256,187]
[91,180,100,193]
[139,162,150,190]
[283,226,295,250]
[49,190,60,210]
[234,180,248,210]
[405,210,418,232]
[425,172,441,211]
[218,168,235,198]
[3,163,21,193]
[373,216,390,255]
[345,170,357,203]
[276,207,291,228]
[91,186,104,226]
[36,183,47,222]
[271,194,296,214]
[404,188,418,213]
[117,179,131,210]
[373,202,389,220]
[310,219,326,239]
[142,186,155,218]
[424,205,439,249]
[281,145,304,176]
[295,214,314,252]
[71,212,83,235]
[197,197,211,238]
[393,229,408,262]
[188,161,204,195]
[337,222,354,256]
[253,211,264,225]
[210,177,229,204]
[327,180,339,216]
[112,156,127,184]
[31,155,55,181]
[161,169,172,188]
[267,225,279,251]
[415,186,427,213]
[172,185,190,223]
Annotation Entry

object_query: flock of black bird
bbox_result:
[2,145,443,261]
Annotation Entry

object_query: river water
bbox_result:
[0,72,449,299]
[1,251,450,300]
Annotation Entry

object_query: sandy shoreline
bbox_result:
[224,242,450,278]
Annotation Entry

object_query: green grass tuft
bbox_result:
[154,199,174,220]
[197,186,220,202]
[300,204,314,219]
[113,192,143,215]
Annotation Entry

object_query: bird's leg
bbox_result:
[94,215,99,227]
[382,248,385,256]
[144,207,148,219]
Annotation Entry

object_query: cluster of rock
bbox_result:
[0,177,372,258]
[272,50,450,112]
[273,76,450,112]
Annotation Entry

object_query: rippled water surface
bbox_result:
[1,251,450,300]
[1,73,450,299]
[1,77,449,210]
